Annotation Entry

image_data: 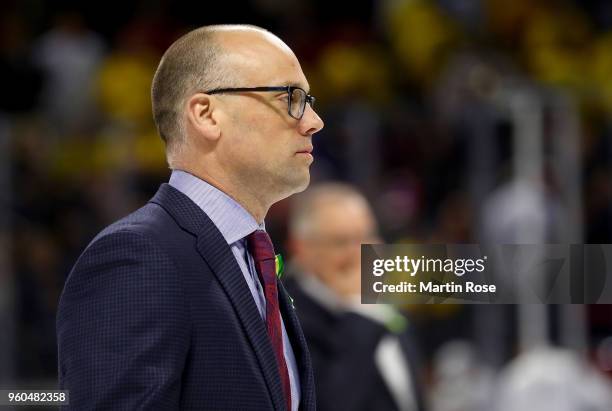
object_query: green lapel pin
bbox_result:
[275,254,285,279]
[274,254,294,309]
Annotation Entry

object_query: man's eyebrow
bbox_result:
[283,82,310,93]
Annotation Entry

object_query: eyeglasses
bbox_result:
[204,86,316,120]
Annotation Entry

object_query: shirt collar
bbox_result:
[168,169,263,244]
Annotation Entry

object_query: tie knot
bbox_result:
[247,230,276,263]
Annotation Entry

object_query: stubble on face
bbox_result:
[216,31,314,202]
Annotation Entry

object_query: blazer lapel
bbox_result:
[278,281,316,411]
[150,184,287,411]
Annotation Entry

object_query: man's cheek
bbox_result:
[329,255,354,276]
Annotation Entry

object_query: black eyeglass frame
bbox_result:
[204,86,315,120]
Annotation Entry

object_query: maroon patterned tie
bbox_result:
[247,230,292,410]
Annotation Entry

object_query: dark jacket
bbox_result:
[284,275,425,411]
[57,183,315,410]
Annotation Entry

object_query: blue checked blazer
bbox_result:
[56,183,315,410]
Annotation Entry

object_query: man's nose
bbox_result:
[299,105,324,136]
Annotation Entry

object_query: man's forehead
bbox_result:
[217,33,309,90]
[314,197,373,223]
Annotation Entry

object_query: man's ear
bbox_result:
[186,93,221,141]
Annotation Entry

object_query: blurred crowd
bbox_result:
[2,0,612,409]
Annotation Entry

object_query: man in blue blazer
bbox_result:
[56,24,324,410]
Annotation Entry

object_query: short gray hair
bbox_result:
[289,182,373,239]
[151,24,269,163]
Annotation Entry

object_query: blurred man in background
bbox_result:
[284,183,426,411]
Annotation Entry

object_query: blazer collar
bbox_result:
[149,184,289,411]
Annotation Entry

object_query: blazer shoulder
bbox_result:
[63,202,190,296]
[92,201,180,244]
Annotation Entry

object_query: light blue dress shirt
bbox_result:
[169,169,300,410]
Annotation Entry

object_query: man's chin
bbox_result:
[294,174,311,193]
[272,168,311,202]
[286,170,311,195]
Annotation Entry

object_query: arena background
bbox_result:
[1,0,612,409]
